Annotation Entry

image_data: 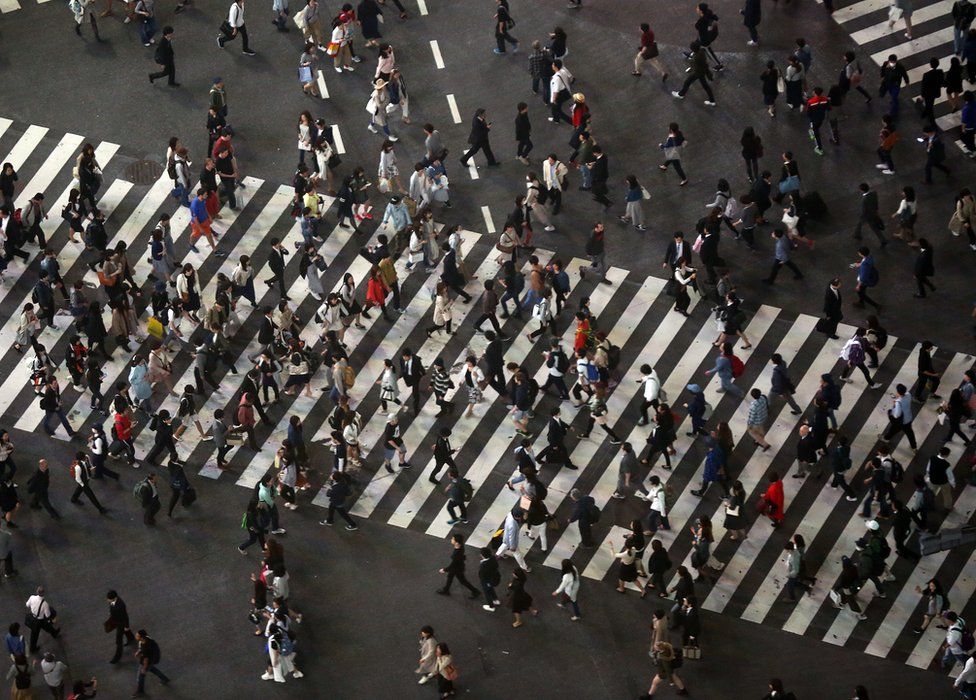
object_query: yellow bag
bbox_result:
[147,316,164,340]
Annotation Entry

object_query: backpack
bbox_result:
[278,632,296,655]
[343,364,356,388]
[585,363,600,382]
[606,343,621,371]
[588,503,602,523]
[460,477,474,502]
[962,626,976,652]
[887,458,904,485]
[166,156,177,181]
[133,480,150,502]
[730,355,745,378]
[874,535,891,561]
[553,351,568,373]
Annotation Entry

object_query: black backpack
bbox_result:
[166,156,177,181]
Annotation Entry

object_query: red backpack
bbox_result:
[730,355,745,378]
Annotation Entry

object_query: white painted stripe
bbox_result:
[430,40,445,69]
[851,1,951,45]
[1,126,48,173]
[331,125,346,154]
[416,261,628,537]
[833,0,894,24]
[870,28,954,67]
[865,485,976,659]
[468,163,480,180]
[539,294,712,566]
[782,343,922,636]
[14,133,84,210]
[907,507,976,668]
[0,0,22,15]
[0,118,13,141]
[347,249,559,517]
[316,70,330,99]
[446,94,462,124]
[457,275,663,546]
[698,316,841,613]
[481,205,495,234]
[417,0,428,15]
[822,352,974,648]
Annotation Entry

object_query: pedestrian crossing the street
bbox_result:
[1,117,975,674]
[832,0,976,152]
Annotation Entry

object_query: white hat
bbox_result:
[866,520,880,531]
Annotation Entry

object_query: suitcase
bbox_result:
[802,191,828,220]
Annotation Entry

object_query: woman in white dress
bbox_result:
[525,172,553,231]
[13,303,39,353]
[316,293,346,343]
[377,358,401,412]
[297,110,314,166]
[378,140,405,194]
[300,244,327,301]
[425,282,453,337]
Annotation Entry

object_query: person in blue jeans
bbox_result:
[879,54,909,120]
[704,343,744,399]
[685,383,707,436]
[133,629,170,697]
[41,377,76,438]
[861,456,893,518]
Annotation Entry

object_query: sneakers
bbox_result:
[261,673,274,681]
[881,169,895,175]
[447,518,461,525]
[271,528,286,535]
[671,91,684,99]
[610,492,626,500]
[482,604,496,612]
[345,524,358,531]
[704,100,717,107]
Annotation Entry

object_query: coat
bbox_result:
[128,364,152,401]
[742,0,761,26]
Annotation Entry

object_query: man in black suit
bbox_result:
[536,406,576,469]
[240,369,271,424]
[482,331,506,394]
[248,306,277,363]
[913,238,935,298]
[821,278,843,339]
[917,57,944,124]
[854,183,886,245]
[1,208,29,264]
[106,590,136,664]
[429,427,457,484]
[440,243,471,302]
[662,231,692,270]
[399,348,425,414]
[588,145,611,210]
[27,459,60,520]
[459,109,499,168]
[148,26,179,86]
[264,237,289,299]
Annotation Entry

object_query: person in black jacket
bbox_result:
[913,238,936,299]
[460,109,499,167]
[26,459,60,520]
[264,238,289,300]
[537,407,576,469]
[662,231,693,270]
[436,533,480,598]
[106,591,136,664]
[588,145,611,210]
[248,306,277,363]
[821,278,843,339]
[429,427,457,484]
[148,26,179,86]
[143,411,179,466]
[482,331,507,394]
[921,126,950,185]
[318,471,358,530]
[515,102,532,164]
[770,353,802,415]
[439,244,471,302]
[400,348,425,414]
[918,57,944,124]
[478,547,502,610]
[879,54,910,120]
[240,369,271,424]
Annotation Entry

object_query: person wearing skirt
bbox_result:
[723,480,747,540]
[339,273,365,329]
[377,359,401,411]
[283,352,312,397]
[620,175,647,231]
[232,255,256,307]
[300,245,327,301]
[612,541,643,594]
[507,567,538,628]
[462,356,485,418]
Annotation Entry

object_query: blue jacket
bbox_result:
[774,235,792,262]
[703,445,725,482]
[857,255,877,287]
[625,186,642,203]
[688,392,706,419]
[710,355,733,381]
[963,100,976,131]
[189,197,209,224]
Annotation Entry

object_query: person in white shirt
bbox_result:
[640,475,670,533]
[218,0,255,55]
[943,612,971,670]
[496,509,530,571]
[25,587,60,653]
[541,154,568,215]
[552,559,581,620]
[955,654,976,697]
[40,652,68,698]
[637,364,661,426]
[549,59,574,123]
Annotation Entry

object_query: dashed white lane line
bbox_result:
[430,40,445,69]
[468,163,479,180]
[417,0,428,15]
[331,124,346,154]
[446,94,462,124]
[481,205,495,234]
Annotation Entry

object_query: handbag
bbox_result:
[377,178,390,194]
[442,664,459,682]
[778,174,800,194]
[888,5,903,22]
[327,41,340,56]
[641,186,652,201]
[298,65,313,84]
[147,316,164,340]
[293,9,308,30]
[104,617,118,633]
[682,645,702,660]
[725,504,740,517]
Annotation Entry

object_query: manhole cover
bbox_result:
[123,159,165,185]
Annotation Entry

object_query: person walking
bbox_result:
[415,626,438,685]
[853,246,883,310]
[828,434,859,502]
[460,109,499,168]
[135,473,161,526]
[148,26,178,86]
[25,588,60,653]
[106,591,136,665]
[514,102,532,164]
[218,0,255,55]
[318,471,358,530]
[493,0,518,54]
[882,383,918,450]
[633,23,668,80]
[437,533,480,599]
[762,228,803,284]
[69,453,107,514]
[742,0,761,45]
[132,629,170,697]
[704,342,744,399]
[26,460,60,521]
[39,652,68,700]
[672,41,716,106]
[879,53,909,119]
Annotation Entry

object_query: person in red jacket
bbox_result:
[760,471,785,526]
[806,87,830,156]
[110,411,135,466]
[236,393,259,450]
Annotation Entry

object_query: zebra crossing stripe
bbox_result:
[346,249,557,517]
[423,270,653,539]
[869,28,954,66]
[782,343,924,636]
[0,118,12,140]
[850,1,952,45]
[822,351,975,648]
[1,125,48,171]
[0,0,20,12]
[385,254,599,530]
[14,133,85,210]
[832,0,894,24]
[585,524,644,590]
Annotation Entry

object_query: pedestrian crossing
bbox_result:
[832,0,976,152]
[0,117,975,673]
